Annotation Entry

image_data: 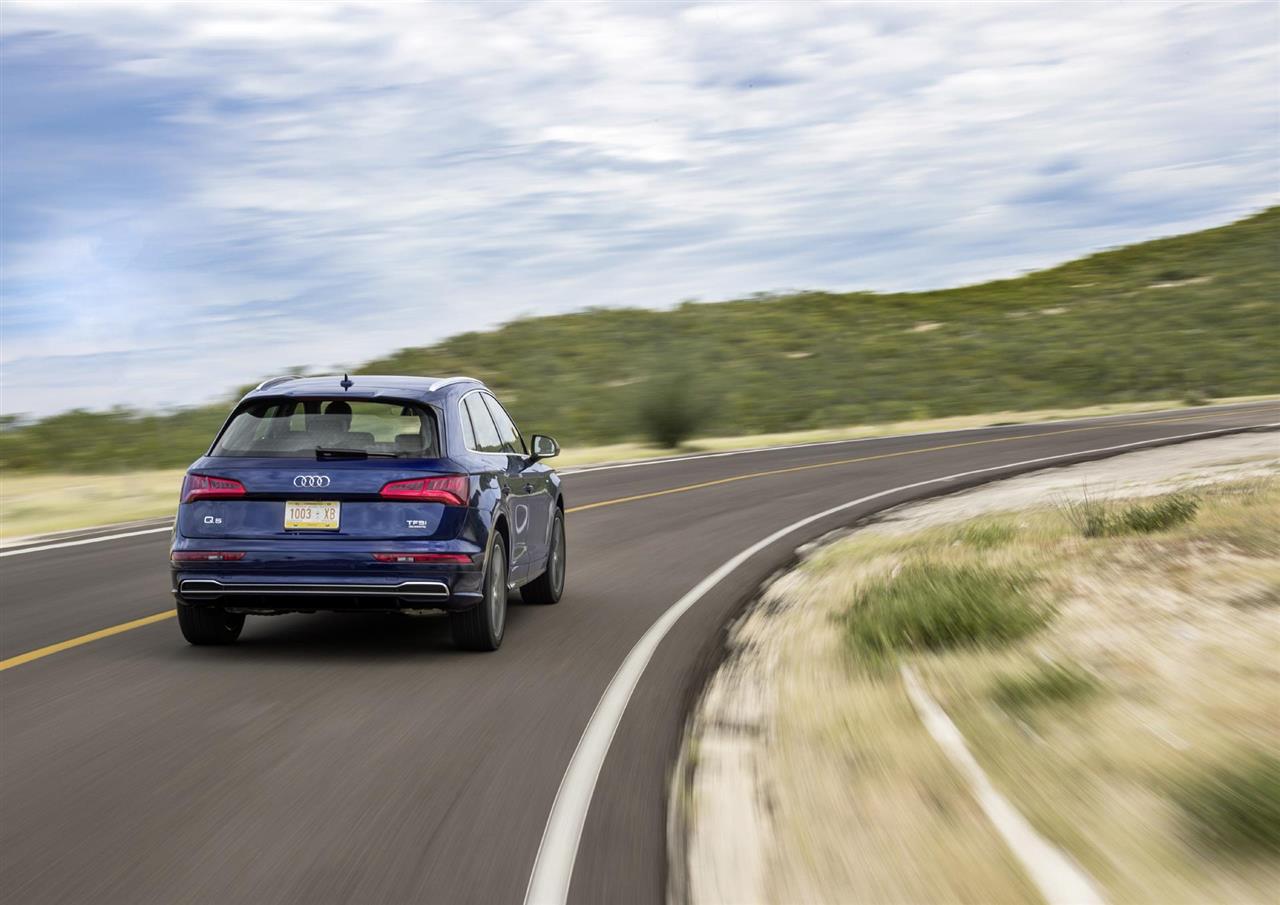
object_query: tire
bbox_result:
[177,604,245,645]
[521,509,565,606]
[450,535,507,651]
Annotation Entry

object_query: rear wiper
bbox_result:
[314,447,399,460]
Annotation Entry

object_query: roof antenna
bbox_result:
[340,373,353,390]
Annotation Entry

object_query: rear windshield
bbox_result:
[210,398,440,459]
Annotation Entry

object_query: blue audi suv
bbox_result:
[170,375,565,651]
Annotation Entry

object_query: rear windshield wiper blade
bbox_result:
[314,447,399,459]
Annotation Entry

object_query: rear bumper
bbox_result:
[179,577,450,599]
[173,571,482,612]
[170,529,489,613]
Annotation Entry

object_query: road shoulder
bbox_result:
[673,433,1280,905]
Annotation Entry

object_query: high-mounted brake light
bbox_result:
[171,551,246,562]
[182,474,247,502]
[379,475,469,506]
[372,552,473,564]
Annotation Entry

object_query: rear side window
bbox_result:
[458,401,477,450]
[461,393,504,453]
[482,393,526,455]
[210,398,440,458]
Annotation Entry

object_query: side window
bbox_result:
[483,393,526,455]
[462,393,504,453]
[458,399,477,450]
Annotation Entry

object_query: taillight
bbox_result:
[379,475,469,506]
[171,551,246,562]
[182,474,247,502]
[372,552,473,564]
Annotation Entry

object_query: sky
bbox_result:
[2,0,1277,417]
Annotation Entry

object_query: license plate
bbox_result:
[284,500,340,530]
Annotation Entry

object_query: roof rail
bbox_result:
[427,375,483,392]
[253,375,297,391]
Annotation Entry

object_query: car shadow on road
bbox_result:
[171,607,534,663]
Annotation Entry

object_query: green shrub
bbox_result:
[843,562,1048,663]
[953,521,1018,549]
[1062,492,1199,537]
[1171,751,1280,856]
[635,373,708,448]
[1122,493,1199,533]
[990,661,1100,713]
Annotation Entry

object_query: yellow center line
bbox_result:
[3,408,1273,673]
[0,611,175,672]
[565,409,1269,513]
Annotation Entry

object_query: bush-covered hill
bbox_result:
[3,207,1277,472]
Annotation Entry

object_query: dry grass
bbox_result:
[0,469,184,540]
[719,475,1280,904]
[757,568,1041,904]
[920,482,1280,903]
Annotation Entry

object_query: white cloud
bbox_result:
[1,0,1276,414]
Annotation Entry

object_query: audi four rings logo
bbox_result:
[293,474,331,488]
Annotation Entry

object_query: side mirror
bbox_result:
[529,434,560,463]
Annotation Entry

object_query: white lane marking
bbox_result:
[0,526,173,558]
[901,666,1105,904]
[523,422,1278,905]
[0,517,174,550]
[557,400,1279,476]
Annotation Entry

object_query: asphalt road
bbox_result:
[2,402,1277,905]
